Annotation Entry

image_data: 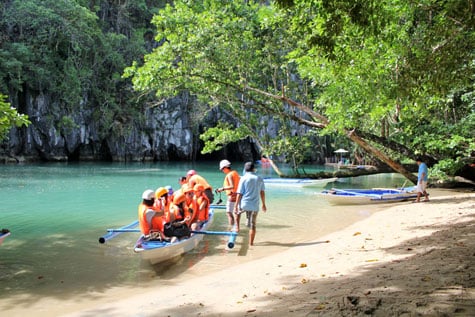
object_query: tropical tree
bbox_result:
[125,0,475,183]
[0,94,30,141]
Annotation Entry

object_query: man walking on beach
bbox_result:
[415,157,429,202]
[234,161,267,246]
[216,159,240,228]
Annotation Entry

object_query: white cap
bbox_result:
[219,159,231,170]
[142,189,155,200]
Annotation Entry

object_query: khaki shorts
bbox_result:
[416,180,427,193]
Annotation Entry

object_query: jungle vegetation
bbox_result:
[0,1,473,183]
[125,0,475,183]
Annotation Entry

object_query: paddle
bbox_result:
[98,220,139,244]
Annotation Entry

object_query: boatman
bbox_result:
[233,162,267,246]
[216,159,240,228]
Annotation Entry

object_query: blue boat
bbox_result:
[320,187,418,205]
[134,209,223,264]
[0,229,10,246]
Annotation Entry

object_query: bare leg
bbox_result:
[249,229,256,246]
[226,212,235,227]
[416,192,421,202]
[234,213,241,232]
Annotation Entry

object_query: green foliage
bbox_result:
[200,122,251,154]
[124,0,475,176]
[0,94,30,141]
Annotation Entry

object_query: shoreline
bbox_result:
[58,190,475,317]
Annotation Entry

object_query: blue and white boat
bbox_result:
[0,229,10,246]
[134,210,216,265]
[320,187,418,205]
[264,177,338,188]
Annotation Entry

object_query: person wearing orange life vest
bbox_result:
[166,191,193,242]
[138,189,166,240]
[182,184,198,227]
[186,169,214,203]
[191,184,210,231]
[215,159,241,228]
[154,187,172,224]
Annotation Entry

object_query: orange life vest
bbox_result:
[138,203,164,235]
[195,195,210,222]
[223,170,240,202]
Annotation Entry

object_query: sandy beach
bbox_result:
[55,190,475,317]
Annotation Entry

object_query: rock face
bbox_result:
[0,91,257,163]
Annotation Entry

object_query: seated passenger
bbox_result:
[138,189,166,240]
[186,170,214,203]
[166,192,192,242]
[191,184,209,231]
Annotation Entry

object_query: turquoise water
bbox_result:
[0,162,410,308]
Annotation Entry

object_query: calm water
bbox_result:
[0,162,412,312]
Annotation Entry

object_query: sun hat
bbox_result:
[165,185,174,195]
[219,159,231,170]
[155,187,168,198]
[142,189,155,200]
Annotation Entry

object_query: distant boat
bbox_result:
[320,187,418,205]
[264,177,338,188]
[0,229,11,246]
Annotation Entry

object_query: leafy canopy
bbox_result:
[0,94,30,141]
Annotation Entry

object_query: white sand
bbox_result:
[54,190,475,317]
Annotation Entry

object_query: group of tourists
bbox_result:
[138,160,267,246]
[138,169,212,243]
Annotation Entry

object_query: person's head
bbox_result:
[416,157,422,165]
[219,159,231,172]
[165,185,174,196]
[155,187,168,201]
[182,184,194,201]
[187,169,196,177]
[142,189,155,206]
[178,176,187,185]
[244,161,255,173]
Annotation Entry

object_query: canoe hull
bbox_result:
[264,177,338,188]
[0,232,10,246]
[320,188,418,205]
[134,210,214,265]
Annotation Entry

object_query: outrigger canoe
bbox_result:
[320,187,418,205]
[134,209,217,265]
[264,177,338,188]
[0,229,11,246]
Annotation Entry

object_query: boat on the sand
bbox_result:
[264,177,338,188]
[320,187,418,205]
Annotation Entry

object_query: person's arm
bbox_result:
[260,190,267,212]
[233,193,242,214]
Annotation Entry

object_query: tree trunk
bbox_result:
[347,130,418,184]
